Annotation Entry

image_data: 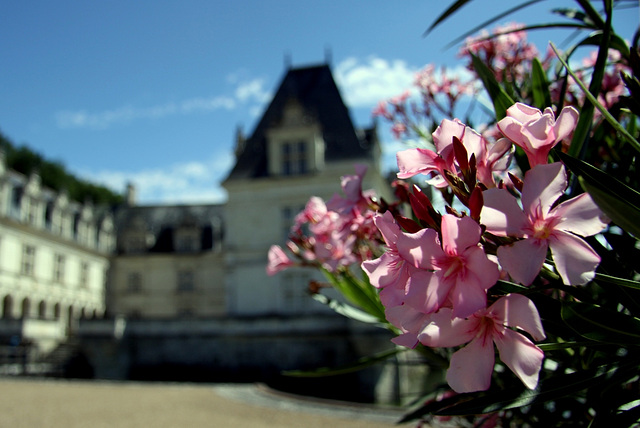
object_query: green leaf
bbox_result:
[438,0,545,49]
[557,151,640,237]
[567,3,612,157]
[572,31,631,61]
[574,0,606,29]
[561,300,640,344]
[470,53,515,119]
[580,177,640,238]
[531,57,552,110]
[423,0,472,37]
[595,273,640,291]
[433,362,636,416]
[323,269,386,321]
[310,293,388,327]
[283,346,403,377]
[492,280,529,295]
[552,8,594,26]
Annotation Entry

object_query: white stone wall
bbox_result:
[108,251,226,318]
[0,166,113,337]
[224,158,388,316]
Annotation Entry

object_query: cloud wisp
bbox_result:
[334,56,418,108]
[55,78,271,130]
[76,150,235,205]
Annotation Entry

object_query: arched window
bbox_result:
[21,298,30,319]
[2,295,13,319]
[38,301,47,319]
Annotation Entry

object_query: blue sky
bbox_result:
[1,1,637,204]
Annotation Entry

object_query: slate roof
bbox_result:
[225,63,376,180]
[113,204,224,254]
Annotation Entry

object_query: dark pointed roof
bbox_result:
[225,63,375,180]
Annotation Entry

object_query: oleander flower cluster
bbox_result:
[267,164,391,276]
[362,103,609,393]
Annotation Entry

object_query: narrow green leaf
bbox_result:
[470,54,515,119]
[567,1,612,157]
[574,0,606,28]
[424,0,472,36]
[561,300,640,343]
[440,0,545,49]
[551,8,593,26]
[531,57,552,109]
[595,273,640,290]
[557,151,640,207]
[310,293,387,327]
[434,362,636,416]
[579,177,640,237]
[556,150,640,237]
[323,269,386,321]
[572,31,631,60]
[283,347,403,377]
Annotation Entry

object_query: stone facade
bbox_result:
[0,153,114,352]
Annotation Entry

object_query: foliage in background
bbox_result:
[0,131,123,205]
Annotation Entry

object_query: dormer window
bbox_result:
[267,128,324,177]
[281,141,308,175]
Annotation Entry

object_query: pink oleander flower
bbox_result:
[419,294,546,393]
[481,162,608,285]
[397,118,513,188]
[498,103,579,168]
[327,164,373,215]
[266,245,296,276]
[460,23,539,84]
[397,214,500,318]
[362,211,421,308]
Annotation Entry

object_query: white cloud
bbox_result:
[234,78,271,104]
[76,151,235,204]
[55,78,268,130]
[333,56,418,108]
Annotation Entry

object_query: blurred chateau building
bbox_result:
[0,64,406,402]
[109,63,387,321]
[0,153,114,353]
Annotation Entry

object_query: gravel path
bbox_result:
[0,378,407,427]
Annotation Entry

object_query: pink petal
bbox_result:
[396,227,442,270]
[396,148,442,179]
[446,336,495,393]
[405,269,450,314]
[553,106,579,142]
[521,162,567,218]
[548,230,601,285]
[481,188,528,236]
[391,332,419,348]
[440,214,482,254]
[374,211,400,247]
[489,295,546,341]
[497,238,548,286]
[266,245,295,275]
[521,113,554,149]
[433,118,465,154]
[449,274,489,319]
[463,246,501,290]
[461,127,486,161]
[494,329,544,390]
[505,102,542,123]
[386,304,432,333]
[379,284,408,308]
[497,116,530,150]
[486,137,513,166]
[417,308,477,348]
[552,193,608,237]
